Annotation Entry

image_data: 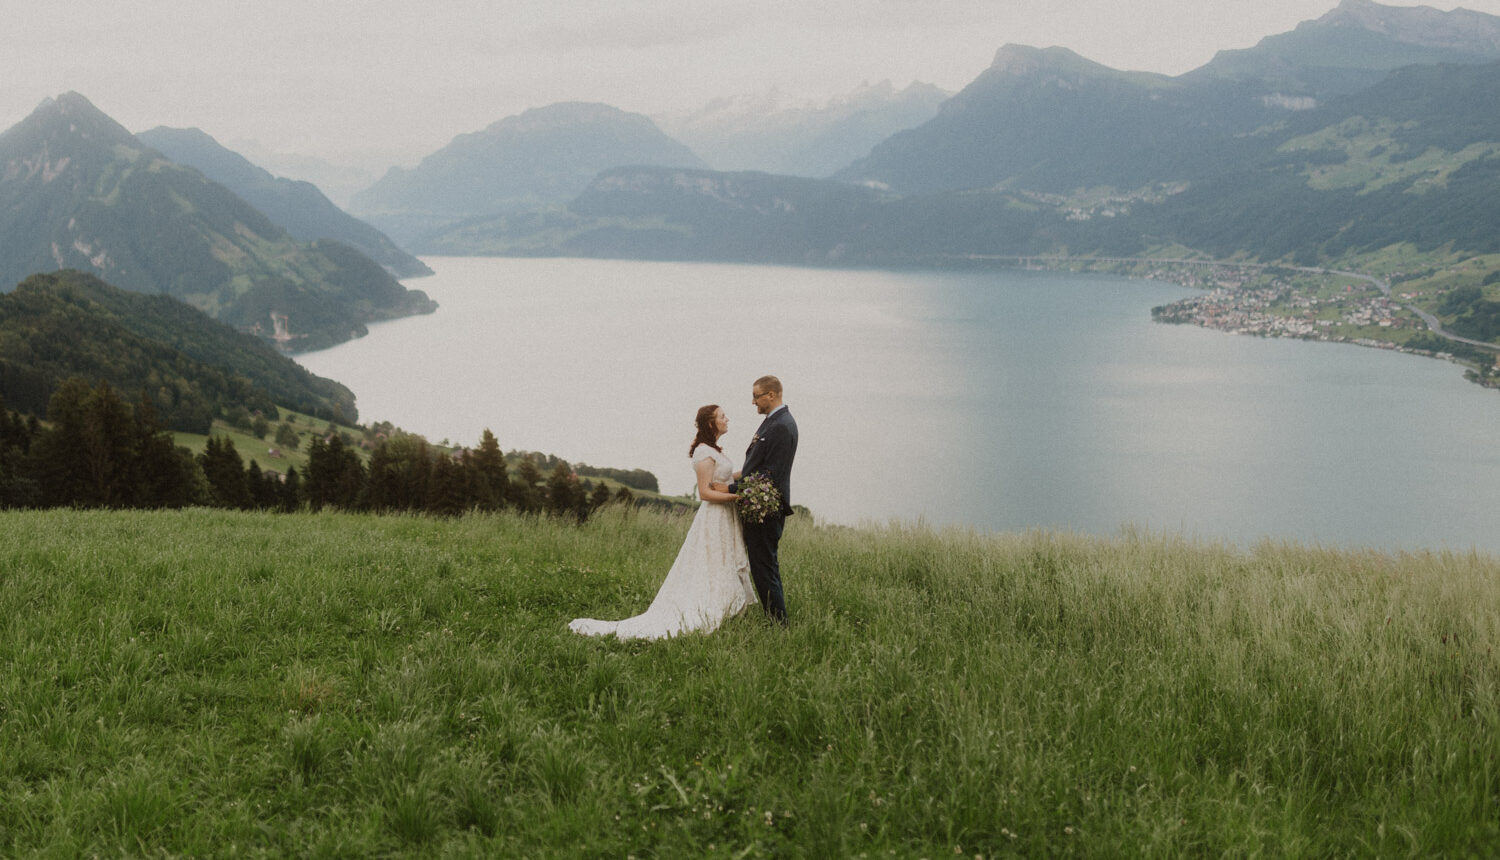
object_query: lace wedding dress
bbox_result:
[570,447,757,640]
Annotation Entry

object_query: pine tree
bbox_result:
[0,393,24,450]
[363,441,397,512]
[200,436,251,509]
[546,462,585,521]
[469,428,509,511]
[0,444,15,508]
[246,460,282,509]
[589,481,612,511]
[280,465,302,512]
[304,435,361,510]
[585,480,609,507]
[429,453,472,516]
[304,436,336,511]
[513,457,543,513]
[367,434,432,511]
[0,394,21,506]
[333,436,367,510]
[132,392,201,508]
[245,459,266,508]
[32,378,138,507]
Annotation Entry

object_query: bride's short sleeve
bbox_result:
[691,446,717,465]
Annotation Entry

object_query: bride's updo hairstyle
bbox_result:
[689,404,723,457]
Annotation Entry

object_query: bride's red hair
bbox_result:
[689,404,723,457]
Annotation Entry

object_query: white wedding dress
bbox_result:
[570,447,758,640]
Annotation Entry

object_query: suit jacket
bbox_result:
[737,406,798,517]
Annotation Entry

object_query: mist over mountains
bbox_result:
[413,0,1500,273]
[349,102,707,246]
[225,143,381,212]
[654,81,951,177]
[136,126,431,279]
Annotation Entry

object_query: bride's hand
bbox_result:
[732,471,742,480]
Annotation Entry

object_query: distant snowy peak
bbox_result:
[657,81,951,176]
[664,81,945,131]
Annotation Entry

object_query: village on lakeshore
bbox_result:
[1096,259,1500,392]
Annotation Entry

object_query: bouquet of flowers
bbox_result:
[736,472,782,524]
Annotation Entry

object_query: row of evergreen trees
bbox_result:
[0,378,635,520]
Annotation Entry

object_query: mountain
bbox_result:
[136,126,431,278]
[840,2,1500,197]
[349,102,708,246]
[0,270,357,430]
[223,141,381,211]
[1145,58,1500,263]
[426,54,1500,269]
[425,162,1157,267]
[415,1,1500,280]
[655,81,950,177]
[0,93,436,352]
[835,45,1253,196]
[423,166,898,263]
[1192,0,1500,96]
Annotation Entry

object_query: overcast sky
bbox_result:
[7,0,1500,172]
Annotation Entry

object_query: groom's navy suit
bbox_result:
[735,406,797,622]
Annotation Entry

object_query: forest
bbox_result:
[0,271,357,431]
[0,378,636,521]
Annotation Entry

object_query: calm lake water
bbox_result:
[298,257,1500,554]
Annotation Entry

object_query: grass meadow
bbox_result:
[1,507,1497,856]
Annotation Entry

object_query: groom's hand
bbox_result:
[710,482,729,493]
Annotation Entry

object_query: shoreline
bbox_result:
[963,254,1500,395]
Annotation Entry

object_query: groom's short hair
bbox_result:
[754,375,782,396]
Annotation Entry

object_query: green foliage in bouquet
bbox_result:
[736,472,781,524]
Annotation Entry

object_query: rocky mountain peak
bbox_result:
[9,92,138,152]
[987,44,1103,78]
[0,92,143,189]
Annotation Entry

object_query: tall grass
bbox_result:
[1,508,1496,856]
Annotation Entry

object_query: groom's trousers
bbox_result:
[743,515,787,623]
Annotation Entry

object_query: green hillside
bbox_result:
[1,508,1495,855]
[136,126,432,279]
[0,270,356,430]
[0,93,436,352]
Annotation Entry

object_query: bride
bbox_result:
[569,404,758,640]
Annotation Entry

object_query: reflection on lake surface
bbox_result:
[297,257,1500,553]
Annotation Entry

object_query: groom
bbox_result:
[725,375,797,623]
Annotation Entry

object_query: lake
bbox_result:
[297,257,1500,554]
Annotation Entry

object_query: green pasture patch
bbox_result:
[1,509,1495,856]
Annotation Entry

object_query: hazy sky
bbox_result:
[7,0,1500,172]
